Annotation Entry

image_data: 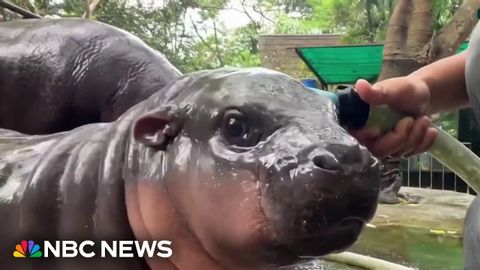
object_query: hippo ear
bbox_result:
[133,105,185,150]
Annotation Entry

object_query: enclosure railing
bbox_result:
[400,142,476,195]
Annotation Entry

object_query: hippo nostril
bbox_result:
[312,154,340,171]
[325,143,363,165]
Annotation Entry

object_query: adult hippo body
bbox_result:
[0,18,181,134]
[0,68,380,270]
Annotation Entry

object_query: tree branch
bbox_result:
[432,0,480,60]
[22,0,37,14]
[406,0,433,55]
[240,0,255,23]
[252,3,274,24]
[84,0,90,18]
[213,20,224,66]
[190,17,221,67]
[382,0,413,59]
[198,4,244,14]
[366,1,374,42]
[82,0,101,19]
[176,11,188,55]
[0,0,41,18]
[378,0,414,80]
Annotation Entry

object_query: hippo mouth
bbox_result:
[287,217,363,254]
[256,157,379,266]
[261,218,365,266]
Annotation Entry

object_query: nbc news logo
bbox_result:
[12,239,172,259]
[13,240,42,258]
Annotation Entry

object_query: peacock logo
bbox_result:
[13,240,43,258]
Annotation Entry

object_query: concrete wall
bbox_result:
[258,34,341,81]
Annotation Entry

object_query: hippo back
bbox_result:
[0,18,181,134]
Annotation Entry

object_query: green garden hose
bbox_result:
[330,86,480,193]
[365,105,480,193]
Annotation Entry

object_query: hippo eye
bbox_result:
[221,110,256,147]
[226,117,246,137]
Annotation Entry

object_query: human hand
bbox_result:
[351,78,438,158]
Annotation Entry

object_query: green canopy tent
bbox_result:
[296,42,469,87]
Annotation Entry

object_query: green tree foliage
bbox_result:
[3,0,468,70]
[2,0,466,135]
[95,0,194,71]
[432,0,463,30]
[274,0,395,43]
[94,0,262,72]
[274,0,468,44]
[186,23,261,72]
[4,0,256,72]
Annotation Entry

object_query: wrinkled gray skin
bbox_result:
[0,18,181,134]
[0,68,380,270]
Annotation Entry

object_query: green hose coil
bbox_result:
[366,105,480,193]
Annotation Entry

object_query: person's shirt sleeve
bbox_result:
[466,22,480,119]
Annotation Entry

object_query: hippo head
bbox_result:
[128,68,380,269]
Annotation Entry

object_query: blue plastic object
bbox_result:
[302,79,318,89]
[304,86,339,105]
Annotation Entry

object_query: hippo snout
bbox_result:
[310,143,372,173]
[260,137,380,263]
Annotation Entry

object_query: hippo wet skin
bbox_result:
[0,18,181,135]
[0,68,380,269]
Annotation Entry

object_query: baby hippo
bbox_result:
[0,68,380,270]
